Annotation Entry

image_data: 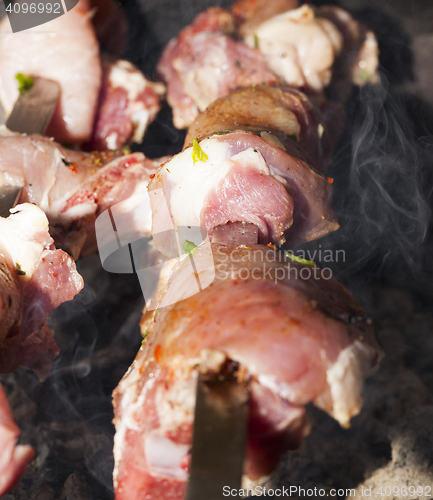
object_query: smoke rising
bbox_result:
[298,70,433,299]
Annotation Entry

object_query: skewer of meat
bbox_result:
[235,1,379,93]
[157,7,278,129]
[0,0,165,149]
[0,203,84,496]
[0,129,166,259]
[148,85,340,250]
[110,3,383,496]
[112,243,382,499]
[157,2,379,128]
[0,203,83,377]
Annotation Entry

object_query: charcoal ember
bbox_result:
[363,368,429,428]
[392,406,433,469]
[4,464,55,500]
[351,407,433,499]
[85,434,114,490]
[0,374,37,424]
[60,473,93,500]
[44,421,93,465]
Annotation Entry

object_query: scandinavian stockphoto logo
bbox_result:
[94,189,215,311]
[4,0,78,33]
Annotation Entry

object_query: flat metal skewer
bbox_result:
[6,77,60,135]
[186,352,250,500]
[186,223,259,499]
[0,77,60,217]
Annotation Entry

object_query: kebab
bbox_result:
[148,85,341,251]
[0,129,166,259]
[157,1,379,129]
[0,203,84,497]
[0,0,165,150]
[108,1,383,496]
[112,243,382,499]
[110,87,379,497]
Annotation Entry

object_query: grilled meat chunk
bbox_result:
[148,130,338,249]
[157,7,277,129]
[112,244,381,499]
[0,130,164,258]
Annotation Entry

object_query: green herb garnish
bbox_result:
[192,138,208,164]
[254,34,259,49]
[123,145,131,154]
[62,158,73,167]
[360,70,371,82]
[235,60,241,68]
[288,134,298,142]
[285,252,315,266]
[142,329,149,343]
[15,263,26,275]
[15,73,34,95]
[183,240,198,255]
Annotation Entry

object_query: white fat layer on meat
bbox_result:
[111,190,153,246]
[174,34,228,112]
[112,364,156,488]
[257,373,303,405]
[165,141,271,228]
[131,109,149,143]
[57,200,97,221]
[154,362,197,433]
[106,132,119,150]
[245,5,343,91]
[258,339,379,427]
[154,241,215,308]
[113,358,198,486]
[0,204,51,278]
[144,431,189,479]
[108,60,148,101]
[326,339,380,427]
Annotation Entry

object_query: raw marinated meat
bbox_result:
[112,244,381,499]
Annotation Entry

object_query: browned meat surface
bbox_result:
[185,85,344,172]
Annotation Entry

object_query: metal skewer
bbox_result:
[0,77,60,217]
[186,222,259,499]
